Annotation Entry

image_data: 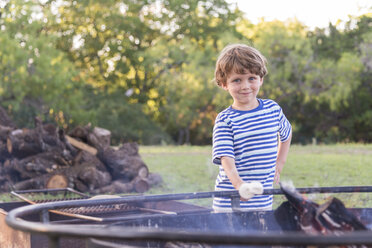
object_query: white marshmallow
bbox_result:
[238,181,264,200]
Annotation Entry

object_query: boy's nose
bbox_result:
[241,79,250,89]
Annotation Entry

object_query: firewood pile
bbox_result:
[0,107,162,194]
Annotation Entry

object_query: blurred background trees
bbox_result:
[0,0,371,145]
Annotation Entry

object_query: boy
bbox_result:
[212,44,292,211]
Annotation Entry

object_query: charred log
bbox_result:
[275,183,368,236]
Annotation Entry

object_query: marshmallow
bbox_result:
[239,181,264,199]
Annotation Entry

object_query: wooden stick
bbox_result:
[65,135,97,155]
[11,191,103,222]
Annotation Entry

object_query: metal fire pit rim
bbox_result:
[6,185,372,246]
[7,185,372,210]
[5,216,372,246]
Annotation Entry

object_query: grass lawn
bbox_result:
[140,144,372,208]
[1,144,371,209]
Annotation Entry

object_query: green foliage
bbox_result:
[146,38,218,144]
[92,91,171,145]
[0,0,90,127]
[1,0,371,144]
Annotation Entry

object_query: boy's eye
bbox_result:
[249,77,257,81]
[232,78,241,83]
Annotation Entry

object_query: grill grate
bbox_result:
[10,188,175,218]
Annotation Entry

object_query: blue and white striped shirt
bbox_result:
[212,99,292,211]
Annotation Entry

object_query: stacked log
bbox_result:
[0,107,162,194]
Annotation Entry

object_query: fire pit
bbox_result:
[5,186,372,247]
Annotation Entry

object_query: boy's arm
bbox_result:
[274,133,292,184]
[221,156,244,190]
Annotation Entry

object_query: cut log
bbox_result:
[0,111,155,194]
[87,127,111,150]
[92,180,134,194]
[138,166,149,179]
[99,145,148,181]
[132,177,149,193]
[0,140,11,162]
[74,179,88,192]
[0,125,13,141]
[38,122,67,153]
[6,129,43,158]
[68,124,91,141]
[2,159,21,184]
[73,150,107,172]
[77,164,112,190]
[65,135,97,155]
[58,129,78,156]
[0,165,12,192]
[92,176,151,194]
[146,173,163,187]
[118,142,139,156]
[46,174,68,189]
[12,173,66,191]
[10,151,71,180]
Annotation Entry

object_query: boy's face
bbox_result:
[222,71,263,111]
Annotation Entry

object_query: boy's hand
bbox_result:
[239,181,263,200]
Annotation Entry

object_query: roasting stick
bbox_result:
[11,191,104,222]
[137,207,176,215]
[10,185,372,222]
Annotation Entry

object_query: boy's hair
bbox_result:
[214,44,268,87]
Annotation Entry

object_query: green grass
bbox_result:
[140,144,372,208]
[2,144,372,209]
[140,146,215,194]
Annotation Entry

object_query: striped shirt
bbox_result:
[212,99,292,211]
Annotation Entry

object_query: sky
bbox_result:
[230,0,371,29]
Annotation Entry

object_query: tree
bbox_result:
[0,0,90,127]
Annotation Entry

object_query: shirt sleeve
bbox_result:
[278,108,292,142]
[212,116,235,165]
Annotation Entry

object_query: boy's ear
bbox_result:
[259,77,264,85]
[221,83,228,90]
